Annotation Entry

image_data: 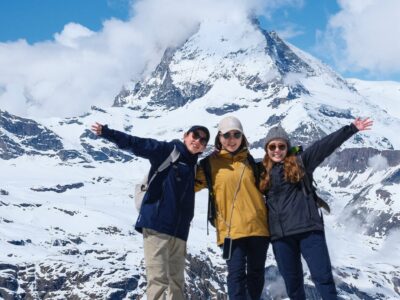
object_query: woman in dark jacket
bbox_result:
[259,118,372,300]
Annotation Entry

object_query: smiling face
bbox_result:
[183,130,207,154]
[219,130,243,153]
[266,139,288,163]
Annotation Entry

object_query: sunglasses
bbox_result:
[191,131,208,146]
[221,131,242,139]
[267,143,287,151]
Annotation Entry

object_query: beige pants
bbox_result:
[143,228,186,300]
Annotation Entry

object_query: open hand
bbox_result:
[353,117,373,131]
[91,122,103,135]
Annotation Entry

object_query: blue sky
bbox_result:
[0,0,130,43]
[0,0,399,118]
[259,0,340,54]
[0,0,338,49]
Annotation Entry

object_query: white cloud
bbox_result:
[0,0,303,117]
[0,13,190,118]
[317,0,400,78]
[368,154,389,172]
[276,24,304,40]
[54,23,95,48]
[0,0,299,118]
[371,229,400,264]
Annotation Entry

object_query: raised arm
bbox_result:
[90,122,171,164]
[301,118,373,173]
[91,122,137,149]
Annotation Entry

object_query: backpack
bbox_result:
[295,148,331,214]
[134,145,180,211]
[199,152,261,234]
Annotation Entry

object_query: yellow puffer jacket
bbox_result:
[196,148,269,245]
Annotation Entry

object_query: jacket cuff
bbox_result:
[101,124,112,137]
[350,122,359,133]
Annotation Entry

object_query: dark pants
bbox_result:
[225,236,269,300]
[272,231,337,300]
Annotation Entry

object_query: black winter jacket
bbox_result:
[101,126,199,241]
[266,123,358,241]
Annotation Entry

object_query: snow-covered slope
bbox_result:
[347,78,400,119]
[1,16,400,299]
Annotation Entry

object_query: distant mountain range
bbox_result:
[1,17,399,299]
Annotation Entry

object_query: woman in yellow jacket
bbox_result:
[196,116,270,300]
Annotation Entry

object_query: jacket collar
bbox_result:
[174,140,199,165]
[216,148,249,162]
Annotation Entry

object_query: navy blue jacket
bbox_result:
[101,126,199,241]
[266,124,359,241]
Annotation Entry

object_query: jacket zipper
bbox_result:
[156,180,166,216]
[277,193,285,237]
[174,179,191,236]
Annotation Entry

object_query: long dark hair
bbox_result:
[259,143,304,192]
[214,132,249,151]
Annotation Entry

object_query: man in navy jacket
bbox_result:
[91,122,210,300]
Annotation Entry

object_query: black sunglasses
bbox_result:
[191,131,208,146]
[267,143,287,151]
[221,131,242,139]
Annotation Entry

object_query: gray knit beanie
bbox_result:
[265,125,290,147]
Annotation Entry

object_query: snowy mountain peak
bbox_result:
[113,18,323,109]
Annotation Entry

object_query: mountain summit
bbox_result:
[114,18,348,109]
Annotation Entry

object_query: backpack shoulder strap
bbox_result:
[297,155,331,213]
[246,153,260,189]
[297,155,312,194]
[200,155,217,233]
[147,145,180,186]
[157,145,180,172]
